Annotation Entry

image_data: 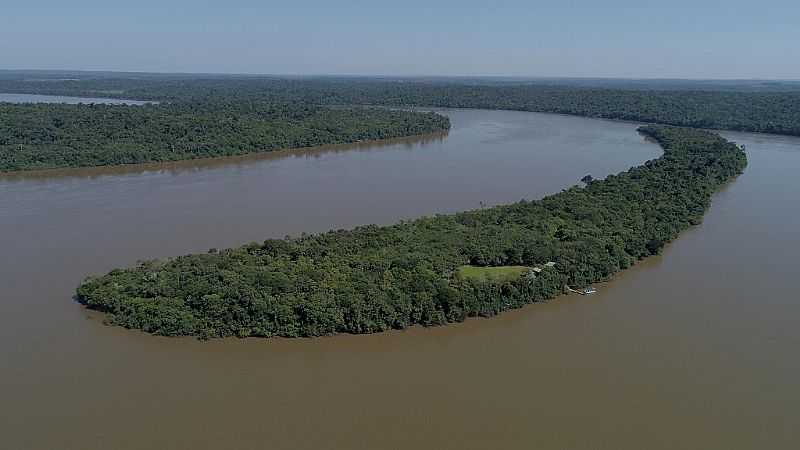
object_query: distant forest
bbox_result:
[76,126,747,338]
[0,103,449,172]
[2,76,800,136]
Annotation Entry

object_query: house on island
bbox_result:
[526,267,541,279]
[527,262,556,279]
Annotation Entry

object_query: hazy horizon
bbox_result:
[2,1,799,79]
[2,68,800,82]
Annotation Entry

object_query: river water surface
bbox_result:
[1,109,798,449]
[0,93,151,105]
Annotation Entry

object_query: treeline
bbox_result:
[76,126,747,338]
[3,77,800,135]
[0,102,450,172]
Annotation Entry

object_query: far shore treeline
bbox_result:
[0,103,449,172]
[2,77,799,172]
[3,76,800,139]
[76,126,747,338]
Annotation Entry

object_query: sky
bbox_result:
[2,0,799,79]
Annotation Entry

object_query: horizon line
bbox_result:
[2,68,799,83]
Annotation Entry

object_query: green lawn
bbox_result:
[456,265,530,282]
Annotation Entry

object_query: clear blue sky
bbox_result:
[2,0,798,78]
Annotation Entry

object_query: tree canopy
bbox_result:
[0,102,449,172]
[3,76,798,172]
[3,76,800,135]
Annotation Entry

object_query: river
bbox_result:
[1,108,797,449]
[0,93,150,105]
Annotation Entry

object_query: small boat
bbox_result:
[566,286,598,296]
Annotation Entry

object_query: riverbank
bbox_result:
[0,102,450,172]
[0,129,449,180]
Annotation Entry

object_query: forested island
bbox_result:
[0,102,449,172]
[76,126,747,338]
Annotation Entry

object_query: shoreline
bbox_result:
[10,105,789,182]
[0,129,450,180]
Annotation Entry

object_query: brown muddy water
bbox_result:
[1,109,798,449]
[0,93,151,105]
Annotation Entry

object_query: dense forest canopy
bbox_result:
[2,75,800,136]
[2,75,798,172]
[76,126,747,339]
[0,102,449,172]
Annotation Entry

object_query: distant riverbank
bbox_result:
[0,102,450,172]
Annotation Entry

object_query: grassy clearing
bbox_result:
[456,265,530,282]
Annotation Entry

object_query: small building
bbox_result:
[544,261,556,268]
